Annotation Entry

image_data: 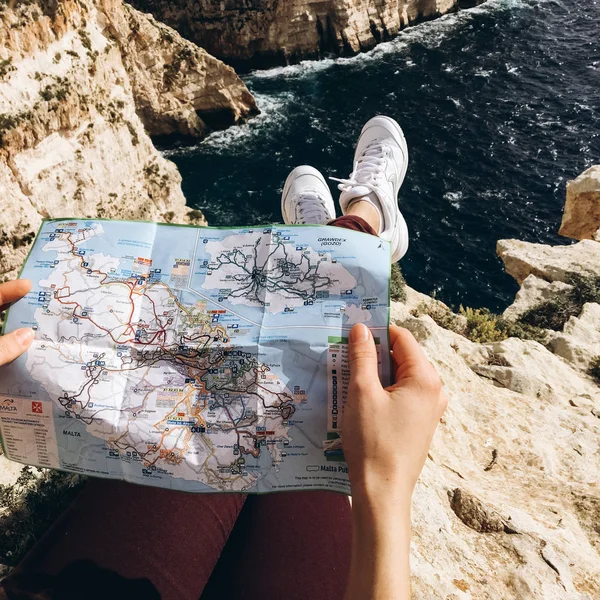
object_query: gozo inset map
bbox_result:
[0,219,390,494]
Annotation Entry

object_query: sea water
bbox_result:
[162,0,600,312]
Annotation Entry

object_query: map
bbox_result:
[0,219,391,494]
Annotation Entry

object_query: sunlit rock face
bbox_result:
[128,0,482,69]
[0,0,257,279]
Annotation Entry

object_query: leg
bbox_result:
[2,479,246,600]
[200,491,352,600]
[329,203,380,235]
[281,116,409,260]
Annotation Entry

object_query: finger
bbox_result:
[391,326,432,380]
[348,323,381,392]
[389,323,402,349]
[0,279,32,312]
[0,328,34,366]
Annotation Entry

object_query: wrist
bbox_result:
[351,485,412,527]
[349,465,415,509]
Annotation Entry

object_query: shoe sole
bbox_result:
[281,166,336,225]
[359,116,409,262]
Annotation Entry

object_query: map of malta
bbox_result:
[0,219,391,494]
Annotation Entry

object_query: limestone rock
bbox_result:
[104,3,258,136]
[0,0,256,280]
[497,238,600,285]
[394,310,600,598]
[560,166,600,241]
[128,0,484,68]
[547,303,600,374]
[474,337,598,402]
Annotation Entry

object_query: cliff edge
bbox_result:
[0,0,257,280]
[2,165,598,597]
[393,167,600,598]
[129,0,487,69]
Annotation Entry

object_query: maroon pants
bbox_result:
[3,480,352,600]
[1,216,376,600]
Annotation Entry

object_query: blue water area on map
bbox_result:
[162,0,600,313]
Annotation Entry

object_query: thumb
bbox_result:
[0,328,34,366]
[348,323,380,390]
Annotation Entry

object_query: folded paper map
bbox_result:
[0,219,391,494]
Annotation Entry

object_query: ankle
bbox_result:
[346,198,381,234]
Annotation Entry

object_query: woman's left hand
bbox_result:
[0,279,34,366]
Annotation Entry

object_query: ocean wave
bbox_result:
[248,0,538,83]
[162,91,294,157]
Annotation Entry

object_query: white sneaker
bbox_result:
[281,166,336,225]
[331,116,409,261]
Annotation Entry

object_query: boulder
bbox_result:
[560,166,600,241]
[497,239,600,285]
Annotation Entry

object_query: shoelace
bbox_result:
[330,141,387,193]
[295,192,331,223]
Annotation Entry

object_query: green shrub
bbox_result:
[520,274,600,331]
[411,303,547,345]
[163,47,194,89]
[390,263,407,303]
[126,120,139,146]
[79,29,92,52]
[0,467,84,566]
[39,78,69,102]
[0,57,15,78]
[187,210,204,224]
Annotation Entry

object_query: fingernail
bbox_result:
[350,323,370,342]
[14,328,34,347]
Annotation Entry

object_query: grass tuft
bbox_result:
[390,263,407,303]
[411,303,547,345]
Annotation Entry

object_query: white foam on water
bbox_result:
[162,0,549,159]
[443,191,464,209]
[249,0,540,82]
[162,91,294,157]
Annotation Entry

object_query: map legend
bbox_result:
[0,396,59,469]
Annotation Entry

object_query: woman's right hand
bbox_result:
[342,322,448,600]
[343,322,448,501]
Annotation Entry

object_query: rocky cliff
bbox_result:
[129,0,486,69]
[0,0,257,281]
[394,167,600,598]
